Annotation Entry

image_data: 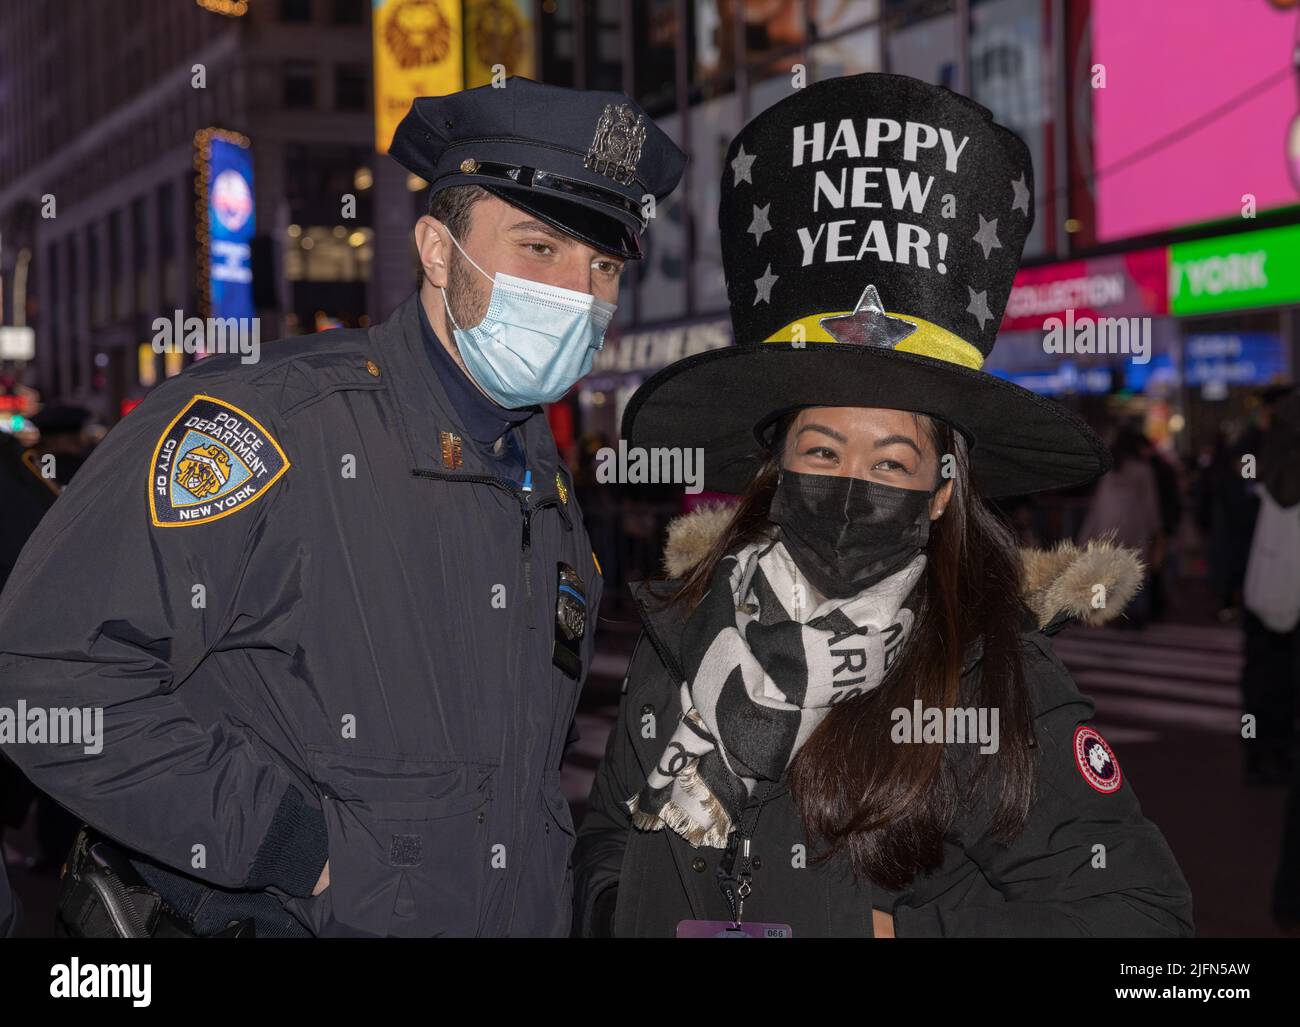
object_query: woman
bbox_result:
[572,73,1193,938]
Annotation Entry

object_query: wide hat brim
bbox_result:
[621,344,1111,499]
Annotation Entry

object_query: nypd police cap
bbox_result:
[388,76,686,259]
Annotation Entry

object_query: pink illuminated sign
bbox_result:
[1092,0,1300,242]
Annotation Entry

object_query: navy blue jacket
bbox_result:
[0,291,601,937]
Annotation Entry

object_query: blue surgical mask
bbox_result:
[439,229,617,408]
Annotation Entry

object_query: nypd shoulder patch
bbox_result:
[148,394,289,527]
[1073,725,1122,794]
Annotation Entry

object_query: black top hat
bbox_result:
[388,77,686,260]
[622,73,1109,498]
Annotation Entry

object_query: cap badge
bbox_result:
[819,284,918,348]
[585,103,645,186]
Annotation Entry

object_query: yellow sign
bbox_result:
[373,0,464,154]
[464,0,534,88]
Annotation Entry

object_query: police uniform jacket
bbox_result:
[0,290,601,937]
[573,506,1195,938]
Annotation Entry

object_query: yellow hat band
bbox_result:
[761,311,985,371]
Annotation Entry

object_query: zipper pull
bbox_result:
[520,499,533,601]
[519,469,535,608]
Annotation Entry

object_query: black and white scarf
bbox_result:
[627,538,925,848]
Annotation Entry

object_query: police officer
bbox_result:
[0,77,685,937]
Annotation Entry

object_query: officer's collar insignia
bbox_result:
[149,395,289,528]
[439,430,463,469]
[584,103,645,186]
[1073,726,1122,794]
[555,471,568,504]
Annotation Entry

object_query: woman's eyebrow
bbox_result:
[797,423,847,444]
[874,434,923,455]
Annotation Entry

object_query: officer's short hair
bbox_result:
[428,184,489,239]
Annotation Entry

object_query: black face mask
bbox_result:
[768,469,937,599]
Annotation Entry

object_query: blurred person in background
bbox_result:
[22,404,102,489]
[1241,387,1300,789]
[1143,436,1183,622]
[0,406,99,881]
[1256,387,1300,923]
[1077,427,1163,629]
[1196,389,1290,622]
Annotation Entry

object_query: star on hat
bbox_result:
[966,286,993,330]
[972,214,1002,260]
[819,284,918,347]
[753,264,779,304]
[1010,173,1030,216]
[748,203,772,245]
[732,145,757,186]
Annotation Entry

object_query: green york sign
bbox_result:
[1169,222,1300,316]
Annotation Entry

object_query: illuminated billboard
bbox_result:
[197,130,255,321]
[1092,0,1300,242]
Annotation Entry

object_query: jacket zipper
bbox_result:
[412,467,566,596]
[412,464,570,935]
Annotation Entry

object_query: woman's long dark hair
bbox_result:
[669,411,1035,890]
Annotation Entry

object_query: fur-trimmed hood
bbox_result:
[660,503,1144,630]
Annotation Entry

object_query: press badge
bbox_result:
[553,562,587,679]
[676,920,793,938]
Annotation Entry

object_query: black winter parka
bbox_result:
[573,507,1194,938]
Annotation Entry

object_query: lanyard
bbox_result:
[715,781,777,927]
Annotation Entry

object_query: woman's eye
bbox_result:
[874,459,908,472]
[804,446,838,461]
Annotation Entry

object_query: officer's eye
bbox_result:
[594,259,625,278]
[524,241,555,256]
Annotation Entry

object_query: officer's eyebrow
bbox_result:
[506,218,574,245]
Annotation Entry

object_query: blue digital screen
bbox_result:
[207,137,255,320]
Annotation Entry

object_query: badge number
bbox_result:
[148,395,290,527]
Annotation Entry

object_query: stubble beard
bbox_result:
[443,248,496,395]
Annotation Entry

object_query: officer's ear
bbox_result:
[414,215,452,290]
